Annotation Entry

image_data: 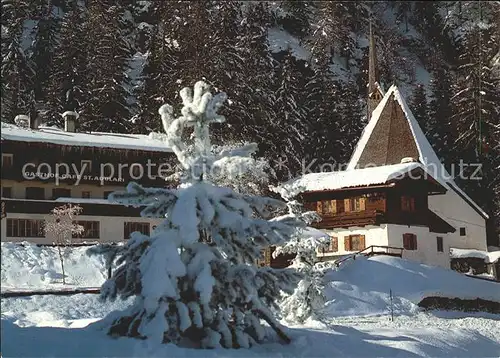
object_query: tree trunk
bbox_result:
[58,246,66,285]
[252,309,291,344]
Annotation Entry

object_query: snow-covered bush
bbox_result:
[91,81,303,348]
[272,200,330,323]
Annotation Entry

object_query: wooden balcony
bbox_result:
[311,210,385,229]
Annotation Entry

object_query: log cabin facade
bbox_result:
[1,114,176,244]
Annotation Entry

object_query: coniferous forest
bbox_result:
[1,0,499,245]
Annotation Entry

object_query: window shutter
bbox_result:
[316,201,323,213]
[360,235,366,249]
[344,199,351,212]
[344,236,351,251]
[331,237,338,252]
[413,234,417,250]
[331,200,337,214]
[338,199,345,213]
[360,198,366,211]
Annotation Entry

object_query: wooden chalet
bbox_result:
[272,25,488,269]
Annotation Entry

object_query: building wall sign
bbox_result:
[23,171,125,183]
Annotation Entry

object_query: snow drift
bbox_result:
[320,255,500,318]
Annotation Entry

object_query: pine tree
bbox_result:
[427,67,456,169]
[1,14,35,122]
[136,2,183,131]
[271,48,309,180]
[236,2,279,161]
[337,80,364,165]
[90,81,302,348]
[82,1,134,132]
[451,15,500,245]
[304,52,343,171]
[206,1,250,144]
[271,199,329,324]
[45,1,89,126]
[280,0,313,39]
[410,83,428,133]
[30,2,60,102]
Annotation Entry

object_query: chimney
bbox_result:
[62,111,79,132]
[29,115,39,130]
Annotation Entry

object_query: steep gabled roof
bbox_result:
[347,85,488,219]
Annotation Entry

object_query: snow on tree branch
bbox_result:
[93,81,303,348]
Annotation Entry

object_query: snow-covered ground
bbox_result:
[2,295,499,357]
[1,243,499,357]
[320,255,500,318]
[1,242,107,290]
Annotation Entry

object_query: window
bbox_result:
[52,188,71,200]
[2,154,13,168]
[124,222,150,240]
[130,164,142,178]
[81,191,91,199]
[401,196,416,212]
[73,221,100,239]
[344,235,366,251]
[6,219,45,237]
[103,165,114,177]
[323,237,338,253]
[2,187,12,198]
[344,197,366,212]
[317,200,337,215]
[81,160,92,172]
[403,233,417,250]
[104,191,113,199]
[25,187,45,200]
[436,237,444,252]
[460,227,466,236]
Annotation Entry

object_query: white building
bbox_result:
[1,114,174,244]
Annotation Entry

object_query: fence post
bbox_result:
[390,289,394,321]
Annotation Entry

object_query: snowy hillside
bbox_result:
[320,255,500,318]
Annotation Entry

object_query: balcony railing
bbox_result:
[311,210,385,229]
[1,198,143,217]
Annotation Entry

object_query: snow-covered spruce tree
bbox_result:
[269,192,330,324]
[410,83,428,134]
[92,81,303,348]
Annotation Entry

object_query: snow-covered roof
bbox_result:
[1,122,172,153]
[54,197,122,205]
[347,85,488,219]
[450,248,500,264]
[278,162,426,198]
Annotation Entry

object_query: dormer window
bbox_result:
[401,196,415,212]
